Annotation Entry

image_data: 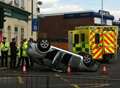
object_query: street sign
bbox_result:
[32,18,38,31]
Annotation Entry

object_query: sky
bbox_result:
[38,0,120,20]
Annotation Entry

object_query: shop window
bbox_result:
[8,26,11,42]
[14,0,19,7]
[14,27,18,40]
[21,28,24,40]
[21,0,24,9]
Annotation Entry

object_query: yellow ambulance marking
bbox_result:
[104,35,113,44]
[92,48,98,54]
[93,48,102,59]
[103,32,115,54]
[109,48,114,53]
[105,48,110,53]
[107,34,114,42]
[105,47,114,53]
[89,33,94,42]
[104,37,114,45]
[104,34,114,43]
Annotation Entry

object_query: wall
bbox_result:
[3,17,28,46]
[39,15,94,40]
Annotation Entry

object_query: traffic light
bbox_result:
[0,8,4,28]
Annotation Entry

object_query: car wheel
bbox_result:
[83,54,94,67]
[37,39,50,52]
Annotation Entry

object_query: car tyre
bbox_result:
[37,39,50,52]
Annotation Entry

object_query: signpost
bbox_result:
[32,18,38,31]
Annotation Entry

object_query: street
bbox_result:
[0,53,120,88]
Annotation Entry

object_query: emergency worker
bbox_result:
[10,38,17,69]
[21,39,29,68]
[0,37,9,67]
[16,40,23,68]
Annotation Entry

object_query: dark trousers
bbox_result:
[22,56,29,69]
[17,56,29,68]
[17,57,22,68]
[1,51,8,67]
[10,54,16,68]
[29,57,34,67]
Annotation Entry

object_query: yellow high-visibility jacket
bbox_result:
[0,41,9,51]
[22,41,28,57]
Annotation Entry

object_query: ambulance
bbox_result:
[68,26,118,62]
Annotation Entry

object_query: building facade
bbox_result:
[0,0,38,46]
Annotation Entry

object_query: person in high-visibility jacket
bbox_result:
[16,40,23,68]
[21,39,29,68]
[0,37,9,67]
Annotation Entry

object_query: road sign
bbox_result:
[32,18,38,31]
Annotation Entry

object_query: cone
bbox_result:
[67,64,72,79]
[22,64,27,73]
[100,64,108,75]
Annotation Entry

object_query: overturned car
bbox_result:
[28,39,100,72]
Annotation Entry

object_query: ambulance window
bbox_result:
[74,34,79,43]
[81,33,85,42]
[95,34,100,44]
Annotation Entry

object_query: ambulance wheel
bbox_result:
[37,39,50,52]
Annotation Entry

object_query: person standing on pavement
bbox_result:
[16,40,23,68]
[10,38,17,69]
[0,37,9,67]
[28,38,34,67]
[21,39,29,69]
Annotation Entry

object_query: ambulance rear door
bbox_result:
[103,26,117,55]
[89,26,103,60]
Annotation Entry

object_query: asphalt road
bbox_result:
[0,54,120,88]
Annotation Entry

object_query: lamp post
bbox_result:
[36,1,42,37]
[101,0,103,25]
[31,0,42,39]
[31,0,33,36]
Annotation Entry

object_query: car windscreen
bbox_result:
[61,53,72,65]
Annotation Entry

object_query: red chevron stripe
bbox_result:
[104,39,109,45]
[105,47,113,53]
[95,51,102,59]
[104,34,114,43]
[109,33,114,38]
[94,47,102,54]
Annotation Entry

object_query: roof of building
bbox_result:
[39,10,114,20]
